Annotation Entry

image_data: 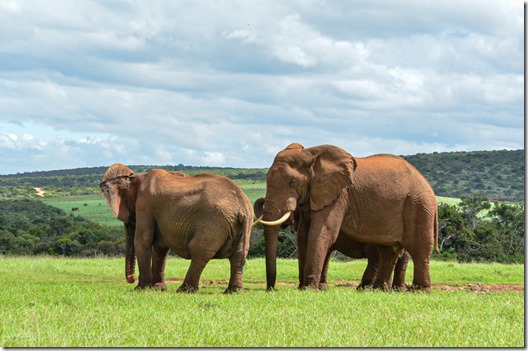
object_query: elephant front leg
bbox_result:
[296,221,309,289]
[319,250,333,290]
[135,248,153,290]
[134,218,155,290]
[301,209,341,290]
[151,245,169,291]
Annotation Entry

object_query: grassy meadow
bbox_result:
[0,256,524,347]
[45,195,118,226]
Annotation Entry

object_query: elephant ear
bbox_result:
[253,197,265,219]
[309,146,357,211]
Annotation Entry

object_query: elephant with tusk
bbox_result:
[253,197,411,291]
[260,143,438,292]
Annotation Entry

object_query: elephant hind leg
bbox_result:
[178,257,210,293]
[180,228,230,293]
[407,230,434,292]
[403,204,435,293]
[392,250,410,291]
[226,250,246,293]
[225,222,251,294]
[406,237,432,292]
[371,246,400,291]
[410,257,432,293]
[357,245,380,290]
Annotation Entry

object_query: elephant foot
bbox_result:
[134,283,152,291]
[319,282,329,291]
[392,284,408,292]
[408,284,431,293]
[177,284,198,293]
[152,282,167,291]
[372,283,390,292]
[357,283,372,291]
[299,283,321,292]
[224,286,242,294]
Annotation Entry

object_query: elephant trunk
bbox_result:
[124,222,136,284]
[264,224,279,290]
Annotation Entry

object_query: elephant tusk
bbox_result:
[252,215,263,226]
[258,211,292,227]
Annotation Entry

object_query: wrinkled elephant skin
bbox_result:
[254,197,411,291]
[100,164,253,293]
[261,143,438,292]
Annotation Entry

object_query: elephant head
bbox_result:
[260,143,357,289]
[100,163,137,284]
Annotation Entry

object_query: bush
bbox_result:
[0,199,125,257]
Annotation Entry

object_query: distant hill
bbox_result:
[0,165,267,199]
[0,149,524,201]
[402,149,524,201]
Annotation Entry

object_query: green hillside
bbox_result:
[403,149,524,201]
[0,149,524,201]
[0,149,523,263]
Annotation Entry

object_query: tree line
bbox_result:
[435,194,524,263]
[0,149,524,201]
[403,149,524,201]
[0,199,124,256]
[1,195,523,263]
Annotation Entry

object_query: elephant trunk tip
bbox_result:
[126,274,136,284]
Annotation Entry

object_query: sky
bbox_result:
[0,0,524,174]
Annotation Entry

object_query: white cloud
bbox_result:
[202,152,226,165]
[0,0,523,174]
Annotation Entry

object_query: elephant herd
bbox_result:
[100,143,438,294]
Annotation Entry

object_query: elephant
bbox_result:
[99,163,253,293]
[257,143,438,292]
[254,197,411,290]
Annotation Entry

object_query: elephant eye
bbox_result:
[289,180,296,188]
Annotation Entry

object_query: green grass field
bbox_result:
[436,196,461,206]
[44,195,119,226]
[0,257,523,347]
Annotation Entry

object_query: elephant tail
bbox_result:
[236,209,252,266]
[434,210,439,253]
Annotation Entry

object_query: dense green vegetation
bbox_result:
[0,257,523,347]
[403,149,524,201]
[0,149,524,263]
[0,149,523,201]
[0,199,123,256]
[435,194,524,263]
[0,165,267,199]
[0,193,523,263]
